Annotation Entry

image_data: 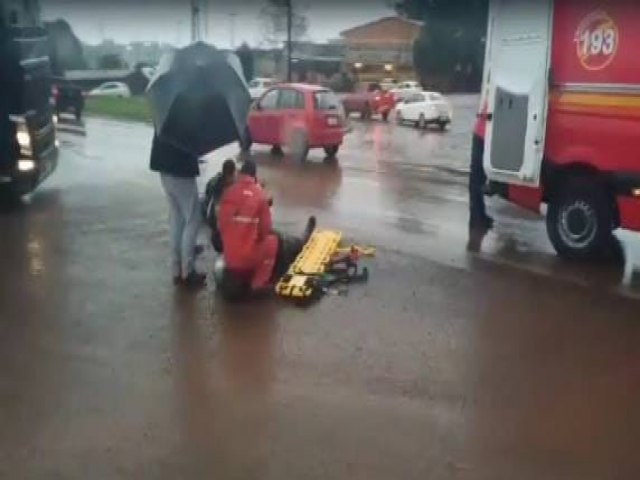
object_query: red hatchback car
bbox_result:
[243,84,345,162]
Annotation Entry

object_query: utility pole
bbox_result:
[190,0,201,43]
[286,0,292,81]
[229,13,237,49]
[203,0,209,41]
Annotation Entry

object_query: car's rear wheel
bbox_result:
[437,120,448,131]
[417,114,426,129]
[271,145,283,156]
[324,145,339,158]
[546,177,615,261]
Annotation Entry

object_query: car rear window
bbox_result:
[278,88,305,109]
[313,90,340,111]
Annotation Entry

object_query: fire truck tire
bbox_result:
[546,179,614,261]
[381,111,389,122]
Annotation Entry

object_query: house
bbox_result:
[286,41,345,84]
[340,16,422,83]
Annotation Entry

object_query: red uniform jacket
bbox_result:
[218,174,273,271]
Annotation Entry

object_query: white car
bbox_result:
[248,77,276,100]
[390,80,421,101]
[88,82,131,98]
[395,91,453,131]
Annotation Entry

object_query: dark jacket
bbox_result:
[149,134,199,178]
[204,172,231,253]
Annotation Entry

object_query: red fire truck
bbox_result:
[481,0,640,260]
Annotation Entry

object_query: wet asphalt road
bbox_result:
[1,95,640,479]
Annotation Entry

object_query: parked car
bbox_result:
[243,83,345,162]
[88,82,131,98]
[248,77,276,100]
[390,80,421,101]
[341,83,396,121]
[51,83,85,121]
[395,91,453,130]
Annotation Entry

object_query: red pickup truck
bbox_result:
[341,83,396,121]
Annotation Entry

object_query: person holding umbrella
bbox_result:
[150,134,206,287]
[146,42,252,288]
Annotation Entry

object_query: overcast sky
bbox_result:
[41,0,394,47]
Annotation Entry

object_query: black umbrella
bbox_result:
[146,42,251,156]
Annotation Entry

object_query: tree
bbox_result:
[98,53,127,70]
[44,19,87,75]
[236,43,254,81]
[260,0,308,46]
[395,0,488,91]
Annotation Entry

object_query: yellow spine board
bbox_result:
[275,230,342,298]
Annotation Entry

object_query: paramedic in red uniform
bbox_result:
[468,101,494,230]
[218,159,278,292]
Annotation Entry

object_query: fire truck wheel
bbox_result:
[546,179,614,261]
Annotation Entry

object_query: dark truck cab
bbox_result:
[1,13,57,197]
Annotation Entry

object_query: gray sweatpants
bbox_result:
[160,174,201,278]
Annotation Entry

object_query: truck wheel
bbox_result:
[546,179,614,261]
[381,111,389,122]
[271,145,283,156]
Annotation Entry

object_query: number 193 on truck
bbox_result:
[481,0,640,260]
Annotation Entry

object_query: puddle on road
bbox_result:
[469,225,640,300]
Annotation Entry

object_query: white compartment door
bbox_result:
[484,0,553,187]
